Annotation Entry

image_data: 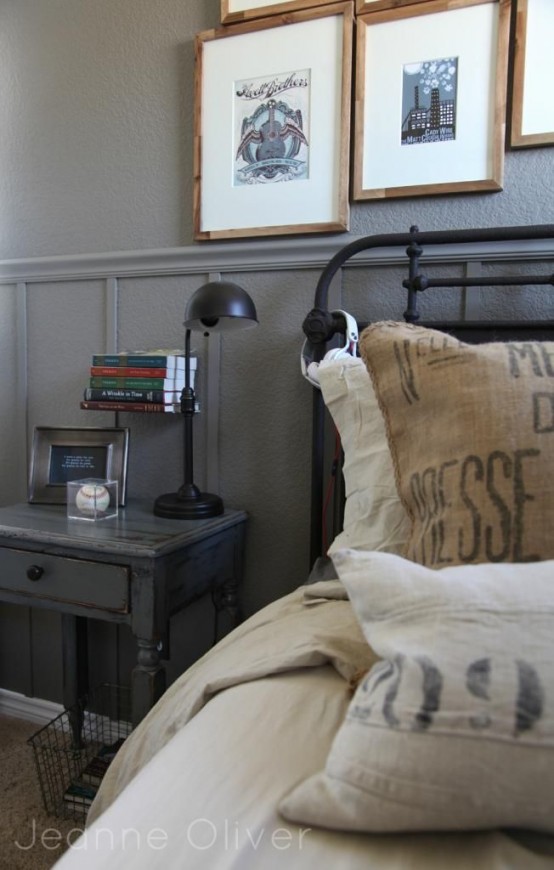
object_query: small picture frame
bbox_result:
[194,2,353,240]
[28,427,130,506]
[510,0,554,148]
[352,0,511,200]
[221,0,331,25]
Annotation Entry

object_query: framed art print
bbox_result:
[352,0,511,200]
[194,2,353,240]
[28,426,130,505]
[510,0,554,148]
[355,0,434,12]
[221,0,331,25]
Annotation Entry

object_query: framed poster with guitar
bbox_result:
[193,2,353,240]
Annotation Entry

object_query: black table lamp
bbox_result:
[153,281,258,519]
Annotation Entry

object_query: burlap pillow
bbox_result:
[359,322,554,567]
[279,550,554,834]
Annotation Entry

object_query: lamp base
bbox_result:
[153,488,224,520]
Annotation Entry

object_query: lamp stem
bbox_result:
[183,329,195,487]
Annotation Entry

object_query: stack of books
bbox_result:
[63,737,127,812]
[80,349,197,414]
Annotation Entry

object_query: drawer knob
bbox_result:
[26,565,44,582]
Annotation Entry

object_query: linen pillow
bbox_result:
[279,549,554,834]
[317,356,409,555]
[359,321,554,567]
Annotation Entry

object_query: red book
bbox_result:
[81,400,180,414]
[90,366,180,378]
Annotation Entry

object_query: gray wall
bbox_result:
[0,0,553,702]
[2,0,554,259]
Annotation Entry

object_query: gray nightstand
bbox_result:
[0,501,247,724]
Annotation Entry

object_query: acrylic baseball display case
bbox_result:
[67,478,118,521]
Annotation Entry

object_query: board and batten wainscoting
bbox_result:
[0,232,553,715]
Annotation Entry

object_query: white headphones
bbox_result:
[301,309,358,388]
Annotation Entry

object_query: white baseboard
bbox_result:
[0,687,64,726]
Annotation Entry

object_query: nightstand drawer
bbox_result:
[0,547,129,613]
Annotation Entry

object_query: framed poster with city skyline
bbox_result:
[510,0,554,148]
[194,3,353,239]
[352,0,511,200]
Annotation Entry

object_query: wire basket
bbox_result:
[28,683,133,821]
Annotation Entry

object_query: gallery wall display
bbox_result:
[510,0,554,148]
[352,0,511,200]
[194,2,353,240]
[221,0,331,25]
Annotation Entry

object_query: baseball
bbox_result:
[75,483,110,514]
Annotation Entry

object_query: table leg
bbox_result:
[211,579,242,644]
[61,614,89,748]
[131,638,166,725]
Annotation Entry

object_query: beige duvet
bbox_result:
[53,582,554,869]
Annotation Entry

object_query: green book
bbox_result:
[89,376,184,389]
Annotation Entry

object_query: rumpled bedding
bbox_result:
[89,580,371,823]
[53,580,554,869]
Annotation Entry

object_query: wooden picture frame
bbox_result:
[28,426,130,505]
[221,0,331,25]
[510,0,554,148]
[355,0,434,12]
[194,2,353,240]
[352,0,511,201]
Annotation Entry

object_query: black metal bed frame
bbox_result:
[303,224,554,567]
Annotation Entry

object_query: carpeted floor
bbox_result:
[0,714,80,870]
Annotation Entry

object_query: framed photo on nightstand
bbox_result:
[28,426,130,505]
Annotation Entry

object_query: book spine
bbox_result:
[98,737,126,758]
[92,354,185,367]
[84,388,181,403]
[63,783,97,805]
[91,366,181,378]
[81,774,102,787]
[80,400,179,413]
[89,377,184,389]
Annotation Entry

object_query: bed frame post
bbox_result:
[403,225,423,324]
[310,388,325,567]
